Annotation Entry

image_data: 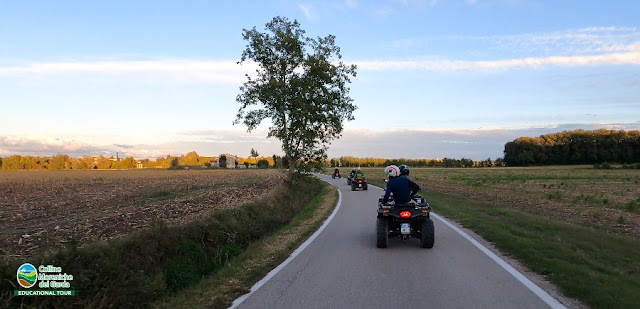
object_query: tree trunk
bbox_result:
[286,154,296,186]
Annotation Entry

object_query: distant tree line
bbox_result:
[503,129,640,166]
[330,156,505,168]
[0,151,292,171]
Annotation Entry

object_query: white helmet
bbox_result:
[385,165,400,178]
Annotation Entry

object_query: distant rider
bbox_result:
[381,165,420,205]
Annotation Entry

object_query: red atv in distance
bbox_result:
[332,168,341,179]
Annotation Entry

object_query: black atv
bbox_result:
[346,170,356,185]
[348,172,367,191]
[376,194,434,248]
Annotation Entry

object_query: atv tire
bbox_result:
[363,183,368,190]
[421,218,435,248]
[351,183,356,191]
[376,218,389,248]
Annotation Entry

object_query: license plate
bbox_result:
[358,184,362,187]
[401,223,410,234]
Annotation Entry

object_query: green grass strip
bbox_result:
[425,189,640,309]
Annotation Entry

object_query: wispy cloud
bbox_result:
[355,50,640,71]
[481,27,640,55]
[298,3,314,20]
[1,27,638,82]
[0,59,256,84]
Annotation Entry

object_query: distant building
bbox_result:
[210,154,238,168]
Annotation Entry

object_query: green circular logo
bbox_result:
[17,263,38,289]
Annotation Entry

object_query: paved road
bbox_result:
[233,174,565,309]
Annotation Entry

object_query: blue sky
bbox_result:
[1,0,639,160]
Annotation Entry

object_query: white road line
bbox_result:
[229,177,342,309]
[370,183,566,309]
[432,213,566,309]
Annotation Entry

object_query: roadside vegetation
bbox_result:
[154,178,338,308]
[0,173,329,308]
[365,166,640,309]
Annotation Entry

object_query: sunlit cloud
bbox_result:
[2,122,638,160]
[0,136,109,156]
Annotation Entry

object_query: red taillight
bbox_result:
[358,180,362,183]
[400,211,411,218]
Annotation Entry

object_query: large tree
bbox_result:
[235,16,357,184]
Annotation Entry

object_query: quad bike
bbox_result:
[332,170,341,179]
[350,174,368,191]
[376,193,434,248]
[346,170,355,185]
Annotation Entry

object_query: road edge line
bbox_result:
[229,177,342,309]
[369,183,565,309]
[431,213,566,309]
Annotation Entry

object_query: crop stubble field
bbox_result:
[0,169,286,258]
[361,166,640,238]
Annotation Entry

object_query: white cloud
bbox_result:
[0,59,256,85]
[0,31,638,83]
[355,50,640,71]
[467,26,640,55]
[298,3,314,20]
[2,122,638,160]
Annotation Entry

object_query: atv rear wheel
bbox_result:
[351,183,356,191]
[363,183,368,190]
[376,218,389,248]
[421,218,435,248]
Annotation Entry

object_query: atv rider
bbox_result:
[398,164,411,178]
[380,165,420,205]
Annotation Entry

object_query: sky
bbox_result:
[1,0,639,160]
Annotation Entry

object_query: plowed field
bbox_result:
[0,169,286,258]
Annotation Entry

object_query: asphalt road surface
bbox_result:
[232,174,566,309]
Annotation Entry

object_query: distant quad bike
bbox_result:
[376,194,434,248]
[348,170,367,191]
[332,169,341,179]
[346,169,356,185]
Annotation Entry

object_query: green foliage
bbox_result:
[256,159,270,169]
[179,151,200,166]
[219,154,227,168]
[504,129,640,166]
[250,148,259,164]
[235,16,357,183]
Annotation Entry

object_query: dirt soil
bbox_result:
[0,169,286,258]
